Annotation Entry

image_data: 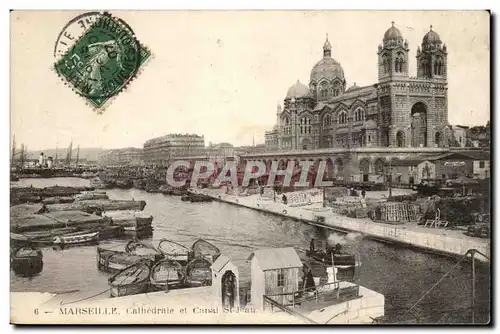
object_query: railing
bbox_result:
[262,295,317,324]
[264,281,360,310]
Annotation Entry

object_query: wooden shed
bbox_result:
[247,247,303,310]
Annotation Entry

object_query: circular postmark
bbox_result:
[53,12,147,108]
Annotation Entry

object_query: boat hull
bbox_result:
[97,247,158,274]
[108,262,151,298]
[54,231,99,246]
[305,250,356,267]
[149,260,185,291]
[11,247,44,276]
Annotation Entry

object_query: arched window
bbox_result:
[323,114,332,127]
[434,57,444,75]
[422,61,429,77]
[395,58,404,72]
[354,108,365,122]
[338,111,347,124]
[382,54,389,73]
[283,116,291,135]
[300,117,311,134]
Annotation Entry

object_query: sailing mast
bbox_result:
[65,141,73,165]
[19,144,25,167]
[11,135,16,166]
[76,145,80,165]
[55,145,58,167]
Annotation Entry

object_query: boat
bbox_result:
[190,239,221,263]
[74,192,109,201]
[46,199,147,212]
[11,247,43,276]
[149,259,185,291]
[81,171,98,179]
[108,261,151,297]
[305,239,357,267]
[53,230,99,246]
[157,239,190,264]
[184,258,212,287]
[181,192,213,203]
[103,211,153,230]
[89,177,112,189]
[125,240,162,257]
[97,225,124,240]
[97,245,156,274]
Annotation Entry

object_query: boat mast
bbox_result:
[55,145,58,167]
[19,144,25,167]
[11,135,16,165]
[76,145,80,165]
[65,140,73,166]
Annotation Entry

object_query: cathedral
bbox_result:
[265,22,449,152]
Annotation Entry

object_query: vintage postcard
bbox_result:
[10,10,491,325]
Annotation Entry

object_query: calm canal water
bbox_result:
[10,178,491,324]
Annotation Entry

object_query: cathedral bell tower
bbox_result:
[377,22,410,82]
[416,25,448,79]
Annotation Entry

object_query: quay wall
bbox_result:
[196,190,490,263]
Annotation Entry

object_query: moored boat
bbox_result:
[103,210,153,230]
[125,240,162,257]
[181,193,213,203]
[184,258,212,287]
[11,247,43,276]
[97,245,156,274]
[108,261,151,297]
[149,259,185,291]
[190,238,221,263]
[53,230,99,246]
[97,225,124,240]
[305,239,358,268]
[157,239,190,264]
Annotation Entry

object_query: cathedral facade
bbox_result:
[265,22,449,152]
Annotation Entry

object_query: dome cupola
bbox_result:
[422,25,443,51]
[382,21,404,47]
[310,34,345,84]
[286,80,310,99]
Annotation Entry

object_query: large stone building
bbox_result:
[143,134,205,166]
[265,22,450,152]
[97,147,143,167]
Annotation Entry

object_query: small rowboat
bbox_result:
[125,240,161,257]
[184,258,212,287]
[53,230,99,246]
[97,246,155,274]
[157,239,190,264]
[108,261,151,298]
[190,239,221,263]
[149,259,185,291]
[11,247,43,276]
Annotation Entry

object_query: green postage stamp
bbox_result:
[54,12,151,110]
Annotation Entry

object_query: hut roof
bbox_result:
[211,255,231,272]
[247,247,302,271]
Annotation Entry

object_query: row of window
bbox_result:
[282,108,370,133]
[318,89,342,98]
[421,58,445,76]
[382,57,405,73]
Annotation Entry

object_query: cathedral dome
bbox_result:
[310,34,345,83]
[423,26,441,44]
[310,57,345,83]
[383,22,403,42]
[286,80,310,99]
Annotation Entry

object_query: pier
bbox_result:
[193,188,490,262]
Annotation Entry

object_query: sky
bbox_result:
[10,10,490,150]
